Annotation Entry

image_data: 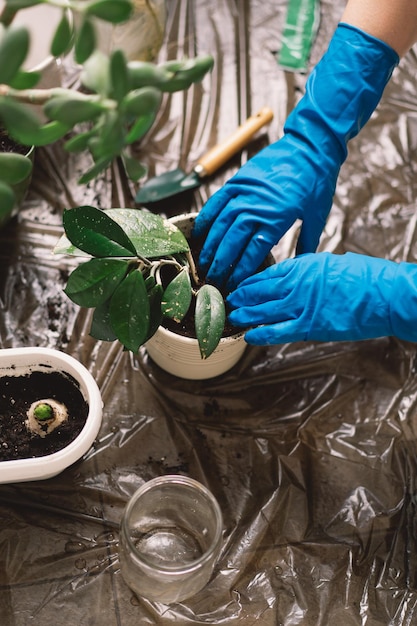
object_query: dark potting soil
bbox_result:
[161,232,240,339]
[0,130,29,156]
[0,370,89,461]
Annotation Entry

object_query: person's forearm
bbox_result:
[342,0,417,56]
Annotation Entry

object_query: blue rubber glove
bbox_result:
[193,24,399,291]
[226,252,417,345]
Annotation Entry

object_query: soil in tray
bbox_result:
[0,370,89,461]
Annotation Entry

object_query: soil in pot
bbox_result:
[0,129,29,156]
[0,369,89,461]
[159,231,239,340]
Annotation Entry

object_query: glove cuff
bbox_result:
[390,262,417,342]
[284,23,399,162]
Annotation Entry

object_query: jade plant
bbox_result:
[54,206,226,359]
[0,0,213,213]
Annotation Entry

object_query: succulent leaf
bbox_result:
[85,0,133,23]
[44,96,106,125]
[80,50,111,95]
[0,26,29,85]
[125,111,156,144]
[75,17,96,64]
[0,99,70,146]
[0,152,32,184]
[121,152,147,181]
[121,86,161,117]
[127,61,168,89]
[51,11,73,57]
[0,0,42,8]
[77,157,112,184]
[110,49,129,102]
[9,69,41,89]
[0,181,15,218]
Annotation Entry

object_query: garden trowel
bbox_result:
[135,107,274,204]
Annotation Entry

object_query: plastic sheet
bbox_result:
[2,0,417,623]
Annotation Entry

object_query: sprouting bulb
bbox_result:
[26,399,68,438]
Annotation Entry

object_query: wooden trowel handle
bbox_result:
[195,107,274,178]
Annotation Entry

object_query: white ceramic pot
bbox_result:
[145,213,247,380]
[0,347,103,484]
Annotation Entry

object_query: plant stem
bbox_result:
[0,85,116,108]
[186,249,201,287]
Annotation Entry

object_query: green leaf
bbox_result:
[1,0,42,8]
[104,209,190,258]
[110,49,129,102]
[0,26,29,85]
[0,181,16,219]
[125,112,156,144]
[158,56,214,93]
[127,61,168,89]
[55,209,190,259]
[87,111,124,161]
[161,269,192,322]
[77,157,112,184]
[51,11,73,57]
[121,86,161,117]
[0,99,70,145]
[121,152,146,181]
[64,128,97,153]
[90,299,118,342]
[75,17,96,64]
[162,56,214,83]
[146,283,163,341]
[80,50,111,96]
[109,269,150,352]
[0,152,32,184]
[85,0,133,24]
[195,284,226,359]
[9,69,41,89]
[64,258,129,307]
[44,95,106,125]
[63,206,137,257]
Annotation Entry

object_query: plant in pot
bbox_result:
[0,0,214,223]
[0,0,216,469]
[54,206,247,380]
[0,347,103,484]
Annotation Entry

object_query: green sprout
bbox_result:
[26,398,69,436]
[33,402,54,422]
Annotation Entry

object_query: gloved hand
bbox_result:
[227,252,417,345]
[193,24,399,291]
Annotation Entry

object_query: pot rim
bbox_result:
[0,347,103,482]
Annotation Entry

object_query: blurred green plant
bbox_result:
[54,206,226,359]
[0,0,214,214]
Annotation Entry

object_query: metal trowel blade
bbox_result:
[135,168,200,204]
